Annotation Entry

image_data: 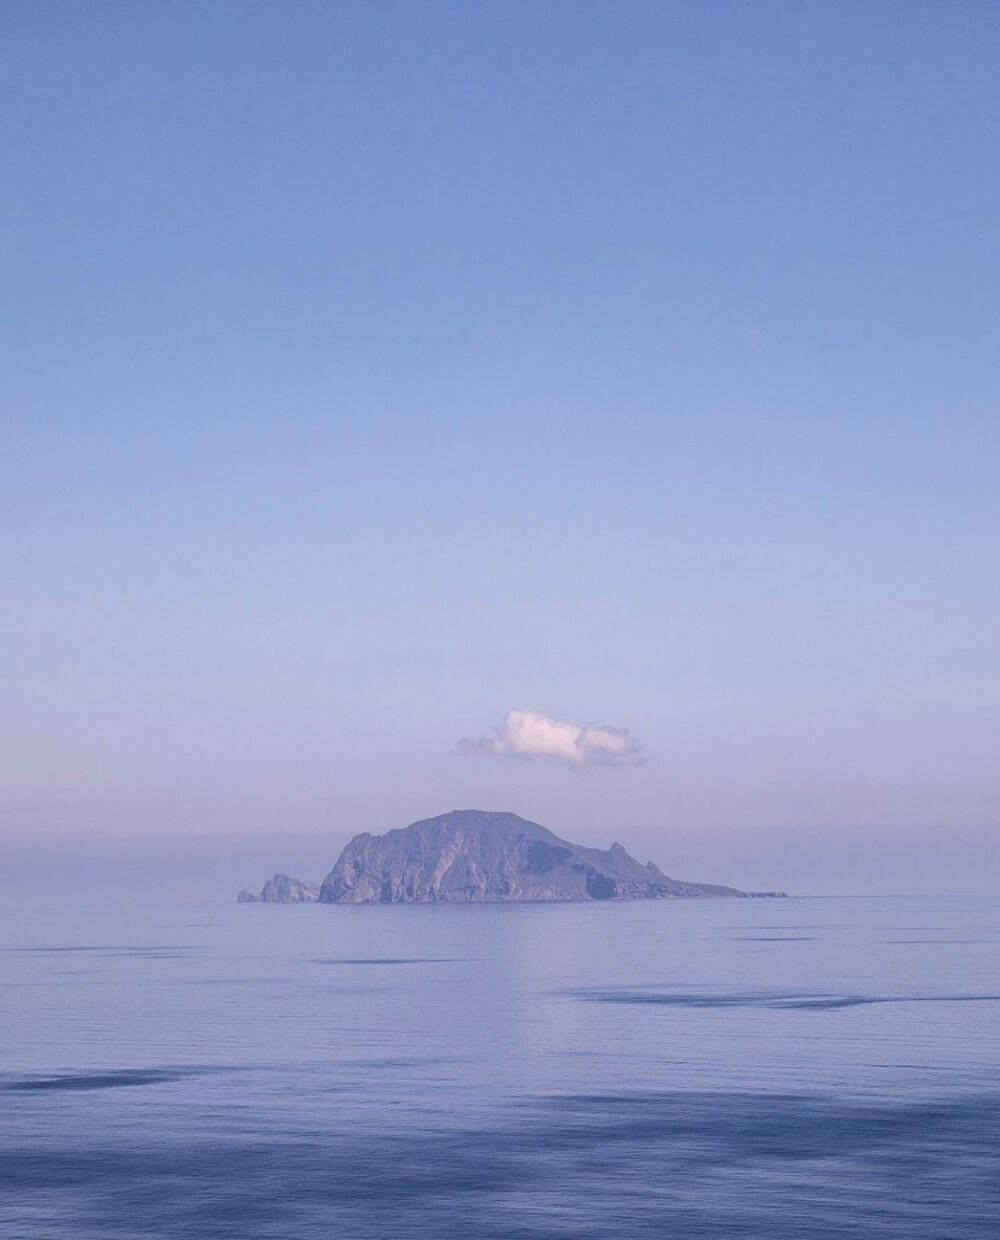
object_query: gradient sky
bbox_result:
[3,3,998,888]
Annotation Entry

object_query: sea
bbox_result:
[2,890,998,1238]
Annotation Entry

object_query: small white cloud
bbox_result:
[459,709,643,768]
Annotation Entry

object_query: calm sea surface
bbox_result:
[2,893,998,1238]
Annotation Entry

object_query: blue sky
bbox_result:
[2,3,998,885]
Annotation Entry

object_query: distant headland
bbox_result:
[238,809,786,904]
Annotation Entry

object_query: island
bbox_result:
[237,809,785,903]
[237,874,320,903]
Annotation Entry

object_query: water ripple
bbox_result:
[569,988,1000,1010]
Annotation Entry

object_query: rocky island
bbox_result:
[237,809,785,903]
[237,874,320,903]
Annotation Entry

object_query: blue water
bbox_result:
[2,894,998,1237]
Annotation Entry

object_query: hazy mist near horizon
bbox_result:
[4,819,998,903]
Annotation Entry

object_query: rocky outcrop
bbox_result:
[237,873,320,903]
[317,809,759,904]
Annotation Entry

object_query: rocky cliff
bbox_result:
[237,873,320,903]
[316,809,754,903]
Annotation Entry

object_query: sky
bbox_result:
[2,2,998,891]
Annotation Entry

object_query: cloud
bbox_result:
[459,709,643,768]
